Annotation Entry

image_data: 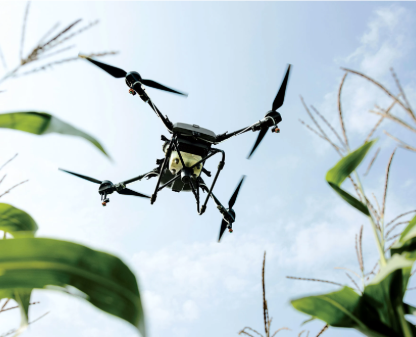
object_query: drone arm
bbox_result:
[215,125,253,143]
[214,111,282,144]
[122,168,159,186]
[199,179,233,221]
[131,81,174,132]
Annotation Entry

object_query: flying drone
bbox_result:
[60,56,291,241]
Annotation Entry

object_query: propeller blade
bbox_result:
[272,64,291,111]
[218,219,227,242]
[228,175,245,209]
[59,168,102,184]
[141,79,188,97]
[117,188,151,199]
[81,56,127,78]
[247,127,267,159]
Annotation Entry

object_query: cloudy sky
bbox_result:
[1,2,416,337]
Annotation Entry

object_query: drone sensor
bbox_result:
[168,151,203,177]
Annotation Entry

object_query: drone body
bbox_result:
[60,56,291,241]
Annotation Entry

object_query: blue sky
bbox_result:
[1,2,416,337]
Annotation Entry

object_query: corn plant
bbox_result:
[0,3,145,336]
[239,252,328,337]
[290,68,416,337]
[0,2,116,159]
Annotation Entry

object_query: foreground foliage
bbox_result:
[0,112,109,158]
[292,69,416,336]
[0,236,145,335]
[0,4,144,335]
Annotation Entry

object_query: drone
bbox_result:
[60,56,291,242]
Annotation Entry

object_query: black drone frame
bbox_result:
[117,133,226,214]
[61,56,291,241]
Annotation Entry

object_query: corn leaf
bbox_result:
[326,141,375,185]
[0,289,32,336]
[291,255,416,337]
[391,215,416,260]
[0,238,145,336]
[0,112,109,159]
[0,203,38,237]
[363,254,413,335]
[327,183,369,215]
[325,141,376,215]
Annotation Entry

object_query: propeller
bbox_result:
[79,55,188,96]
[59,168,102,184]
[117,188,149,198]
[247,64,291,159]
[218,176,245,242]
[59,168,150,203]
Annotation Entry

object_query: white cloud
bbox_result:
[131,192,380,335]
[347,6,411,76]
[315,5,415,148]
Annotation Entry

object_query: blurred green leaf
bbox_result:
[0,238,145,336]
[0,203,38,237]
[0,204,36,333]
[291,255,416,337]
[404,304,416,316]
[0,112,109,159]
[301,316,315,326]
[325,141,376,215]
[392,215,416,260]
[15,290,31,334]
[0,289,32,335]
[326,141,376,185]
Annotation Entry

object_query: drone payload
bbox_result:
[61,55,291,241]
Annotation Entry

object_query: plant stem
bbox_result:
[397,305,413,337]
[354,171,387,267]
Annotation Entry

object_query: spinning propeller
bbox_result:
[247,64,291,159]
[79,54,188,97]
[217,176,245,242]
[59,168,150,206]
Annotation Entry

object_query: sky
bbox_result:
[0,1,416,337]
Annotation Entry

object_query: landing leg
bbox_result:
[150,136,175,204]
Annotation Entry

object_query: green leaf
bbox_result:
[291,286,394,337]
[301,316,316,326]
[328,183,370,215]
[0,203,38,237]
[325,141,376,215]
[291,255,416,337]
[364,254,413,333]
[14,289,32,334]
[392,215,416,260]
[0,112,109,159]
[404,303,416,316]
[0,238,145,336]
[0,289,32,335]
[291,287,372,332]
[326,141,376,185]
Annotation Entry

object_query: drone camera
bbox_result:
[181,167,192,184]
[102,198,110,207]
